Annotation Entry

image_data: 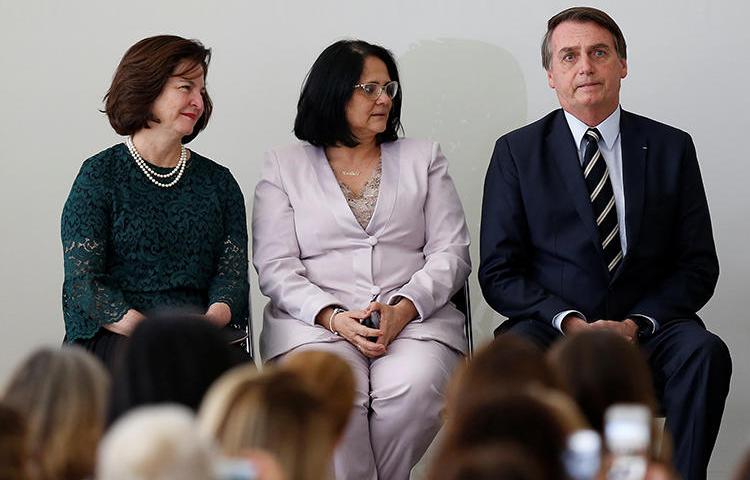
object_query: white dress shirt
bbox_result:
[552,107,657,334]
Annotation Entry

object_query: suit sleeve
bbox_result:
[252,151,342,325]
[389,142,471,321]
[479,137,576,324]
[628,134,719,323]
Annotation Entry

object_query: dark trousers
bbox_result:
[497,318,732,480]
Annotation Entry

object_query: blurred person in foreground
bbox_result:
[280,349,356,442]
[430,390,572,480]
[107,314,242,424]
[2,347,108,480]
[0,403,29,480]
[199,366,337,480]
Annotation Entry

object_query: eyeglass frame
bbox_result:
[352,81,399,100]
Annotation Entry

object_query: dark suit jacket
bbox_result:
[478,109,718,328]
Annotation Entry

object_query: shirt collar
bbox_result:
[563,106,621,150]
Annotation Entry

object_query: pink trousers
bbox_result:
[287,337,461,480]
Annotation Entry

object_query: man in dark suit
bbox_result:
[478,7,731,479]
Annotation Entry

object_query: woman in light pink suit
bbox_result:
[252,40,471,480]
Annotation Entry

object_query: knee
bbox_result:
[678,329,732,389]
[703,332,732,377]
[371,363,448,428]
[693,331,731,368]
[376,364,445,405]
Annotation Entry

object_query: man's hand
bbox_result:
[561,314,639,343]
[589,318,639,343]
[561,313,589,334]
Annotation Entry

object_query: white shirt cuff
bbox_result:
[553,310,586,333]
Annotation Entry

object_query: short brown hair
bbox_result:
[104,35,213,144]
[2,347,109,480]
[199,367,336,480]
[548,331,657,432]
[541,7,627,70]
[0,403,28,480]
[281,350,355,439]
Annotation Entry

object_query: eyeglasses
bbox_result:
[353,81,399,100]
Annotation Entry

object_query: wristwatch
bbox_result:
[630,315,655,339]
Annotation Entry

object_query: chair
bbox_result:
[451,280,473,358]
[238,315,253,359]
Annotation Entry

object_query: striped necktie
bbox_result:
[583,128,622,274]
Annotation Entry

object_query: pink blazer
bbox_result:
[252,138,471,360]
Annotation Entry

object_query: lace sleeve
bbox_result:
[208,170,250,327]
[61,158,129,339]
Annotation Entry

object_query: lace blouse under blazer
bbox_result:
[252,138,471,360]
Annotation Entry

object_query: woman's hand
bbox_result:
[103,309,145,336]
[205,302,232,327]
[316,307,385,358]
[367,298,417,348]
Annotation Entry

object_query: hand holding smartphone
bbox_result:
[361,293,381,341]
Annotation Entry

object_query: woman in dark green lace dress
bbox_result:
[61,35,249,367]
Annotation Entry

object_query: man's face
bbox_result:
[546,20,627,123]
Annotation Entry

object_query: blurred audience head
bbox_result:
[109,314,241,424]
[0,402,29,480]
[437,390,569,480]
[734,443,750,480]
[532,386,589,433]
[2,346,109,480]
[199,366,334,480]
[98,405,215,480]
[447,334,560,416]
[430,442,544,480]
[548,330,657,432]
[281,349,355,440]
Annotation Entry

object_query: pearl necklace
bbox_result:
[125,137,187,188]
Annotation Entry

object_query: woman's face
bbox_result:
[150,60,205,138]
[345,56,393,144]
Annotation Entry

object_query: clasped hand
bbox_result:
[326,299,417,358]
[562,315,640,343]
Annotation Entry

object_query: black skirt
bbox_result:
[69,325,252,372]
[71,328,129,372]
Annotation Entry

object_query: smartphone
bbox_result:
[604,404,650,480]
[361,294,381,341]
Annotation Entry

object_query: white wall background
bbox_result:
[1,1,747,477]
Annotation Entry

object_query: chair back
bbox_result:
[450,280,473,358]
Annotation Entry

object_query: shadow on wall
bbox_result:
[399,38,527,346]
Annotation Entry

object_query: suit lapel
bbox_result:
[366,141,399,235]
[311,147,367,238]
[618,110,647,272]
[548,111,603,256]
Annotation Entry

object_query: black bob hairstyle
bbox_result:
[294,39,403,148]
